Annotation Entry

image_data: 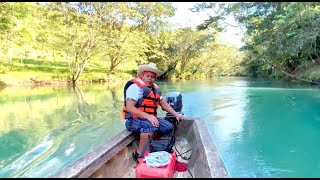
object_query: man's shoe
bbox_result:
[132,151,142,163]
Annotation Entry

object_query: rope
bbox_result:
[174,144,194,178]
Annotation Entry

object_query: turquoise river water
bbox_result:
[1,77,320,177]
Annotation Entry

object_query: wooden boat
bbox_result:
[50,117,230,178]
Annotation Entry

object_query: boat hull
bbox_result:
[50,118,230,178]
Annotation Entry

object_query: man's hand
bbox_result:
[159,100,185,122]
[147,114,159,127]
[174,113,184,121]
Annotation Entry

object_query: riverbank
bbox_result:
[1,61,319,89]
[0,57,137,89]
[0,71,133,88]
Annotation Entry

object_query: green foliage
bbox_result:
[194,2,320,83]
[301,69,320,81]
[0,2,245,86]
[51,69,68,80]
[0,65,9,74]
[233,2,320,81]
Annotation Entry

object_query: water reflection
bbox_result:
[0,84,125,177]
[73,85,91,120]
[208,83,249,149]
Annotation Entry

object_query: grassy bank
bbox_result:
[0,57,319,89]
[0,58,135,88]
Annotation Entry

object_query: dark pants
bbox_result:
[125,117,173,135]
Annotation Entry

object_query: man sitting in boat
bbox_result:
[122,62,184,163]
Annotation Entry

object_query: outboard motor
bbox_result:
[165,92,183,128]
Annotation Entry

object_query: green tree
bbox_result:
[194,2,320,83]
[92,2,175,74]
[46,2,103,85]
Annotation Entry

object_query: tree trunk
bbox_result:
[158,61,179,79]
[191,61,203,75]
[8,47,12,68]
[53,50,56,68]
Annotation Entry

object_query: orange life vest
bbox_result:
[122,78,161,119]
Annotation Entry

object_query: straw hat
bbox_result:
[137,63,164,78]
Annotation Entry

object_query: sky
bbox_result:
[169,2,245,48]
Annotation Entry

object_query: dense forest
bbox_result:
[195,2,320,85]
[0,2,319,86]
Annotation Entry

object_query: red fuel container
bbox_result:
[135,150,176,178]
